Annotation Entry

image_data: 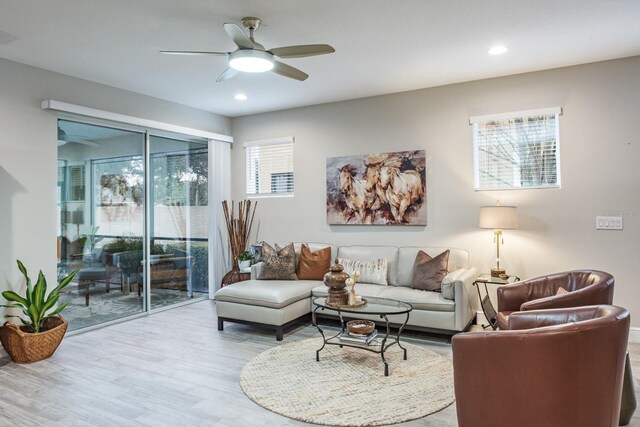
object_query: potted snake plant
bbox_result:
[0,260,78,363]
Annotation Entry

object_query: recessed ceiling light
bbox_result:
[488,45,508,55]
[234,93,248,101]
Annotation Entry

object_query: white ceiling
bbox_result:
[1,0,639,117]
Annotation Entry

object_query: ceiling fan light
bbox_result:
[488,45,508,55]
[229,50,274,73]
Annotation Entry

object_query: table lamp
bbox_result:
[479,202,518,277]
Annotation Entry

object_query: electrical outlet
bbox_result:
[596,216,623,230]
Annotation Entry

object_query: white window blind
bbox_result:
[471,107,561,190]
[67,165,86,201]
[244,137,294,197]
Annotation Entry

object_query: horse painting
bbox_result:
[326,150,426,225]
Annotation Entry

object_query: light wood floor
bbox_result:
[0,300,638,426]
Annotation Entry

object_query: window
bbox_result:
[67,165,86,201]
[244,137,294,197]
[471,107,561,190]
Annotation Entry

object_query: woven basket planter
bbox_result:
[0,316,68,363]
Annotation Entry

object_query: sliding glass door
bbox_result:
[57,120,209,330]
[148,135,209,309]
[57,120,146,329]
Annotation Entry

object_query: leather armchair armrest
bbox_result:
[521,283,613,311]
[507,306,599,330]
[497,281,530,312]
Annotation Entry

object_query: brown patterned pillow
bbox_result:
[411,250,450,291]
[296,244,331,280]
[258,242,297,280]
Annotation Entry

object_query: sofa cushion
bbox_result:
[377,287,455,312]
[338,257,388,286]
[411,250,449,291]
[215,280,317,309]
[259,243,297,280]
[275,242,338,267]
[296,244,331,280]
[311,283,389,299]
[396,247,470,287]
[337,246,399,286]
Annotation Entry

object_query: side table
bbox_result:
[473,273,520,330]
[221,269,251,287]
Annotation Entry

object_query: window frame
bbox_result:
[471,107,562,191]
[243,136,295,198]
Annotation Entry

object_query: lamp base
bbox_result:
[491,267,506,278]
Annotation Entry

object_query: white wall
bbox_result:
[231,56,640,327]
[0,58,230,298]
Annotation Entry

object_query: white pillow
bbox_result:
[338,258,388,286]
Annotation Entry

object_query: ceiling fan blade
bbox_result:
[217,68,239,82]
[272,61,308,81]
[223,23,254,49]
[269,44,335,58]
[59,138,100,147]
[74,140,101,147]
[160,50,228,56]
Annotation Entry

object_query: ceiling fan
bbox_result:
[57,127,101,147]
[160,17,335,82]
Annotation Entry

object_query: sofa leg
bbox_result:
[217,318,224,331]
[276,327,284,341]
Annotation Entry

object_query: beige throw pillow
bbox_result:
[338,258,388,286]
[411,250,450,291]
[258,242,297,280]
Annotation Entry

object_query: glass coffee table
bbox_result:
[312,296,413,376]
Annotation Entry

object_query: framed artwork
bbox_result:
[326,150,426,225]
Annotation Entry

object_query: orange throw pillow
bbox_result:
[296,244,331,280]
[556,287,568,295]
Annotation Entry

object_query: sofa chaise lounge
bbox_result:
[215,243,477,340]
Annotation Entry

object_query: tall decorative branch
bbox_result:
[222,200,257,271]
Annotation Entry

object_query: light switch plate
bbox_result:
[596,216,623,230]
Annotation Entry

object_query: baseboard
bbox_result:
[477,311,640,344]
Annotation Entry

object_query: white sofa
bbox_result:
[214,244,478,340]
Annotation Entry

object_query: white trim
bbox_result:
[469,106,562,124]
[42,99,233,143]
[243,136,294,148]
[208,142,215,297]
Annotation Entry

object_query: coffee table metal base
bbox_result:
[312,306,410,376]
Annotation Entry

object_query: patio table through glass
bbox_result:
[312,296,413,376]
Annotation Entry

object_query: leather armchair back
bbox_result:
[452,305,630,427]
[496,269,614,329]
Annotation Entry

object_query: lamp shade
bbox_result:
[479,206,518,229]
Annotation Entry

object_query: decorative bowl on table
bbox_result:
[346,320,375,336]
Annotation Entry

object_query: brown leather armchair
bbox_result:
[496,269,614,329]
[452,305,630,427]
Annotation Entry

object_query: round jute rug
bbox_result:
[240,337,454,426]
